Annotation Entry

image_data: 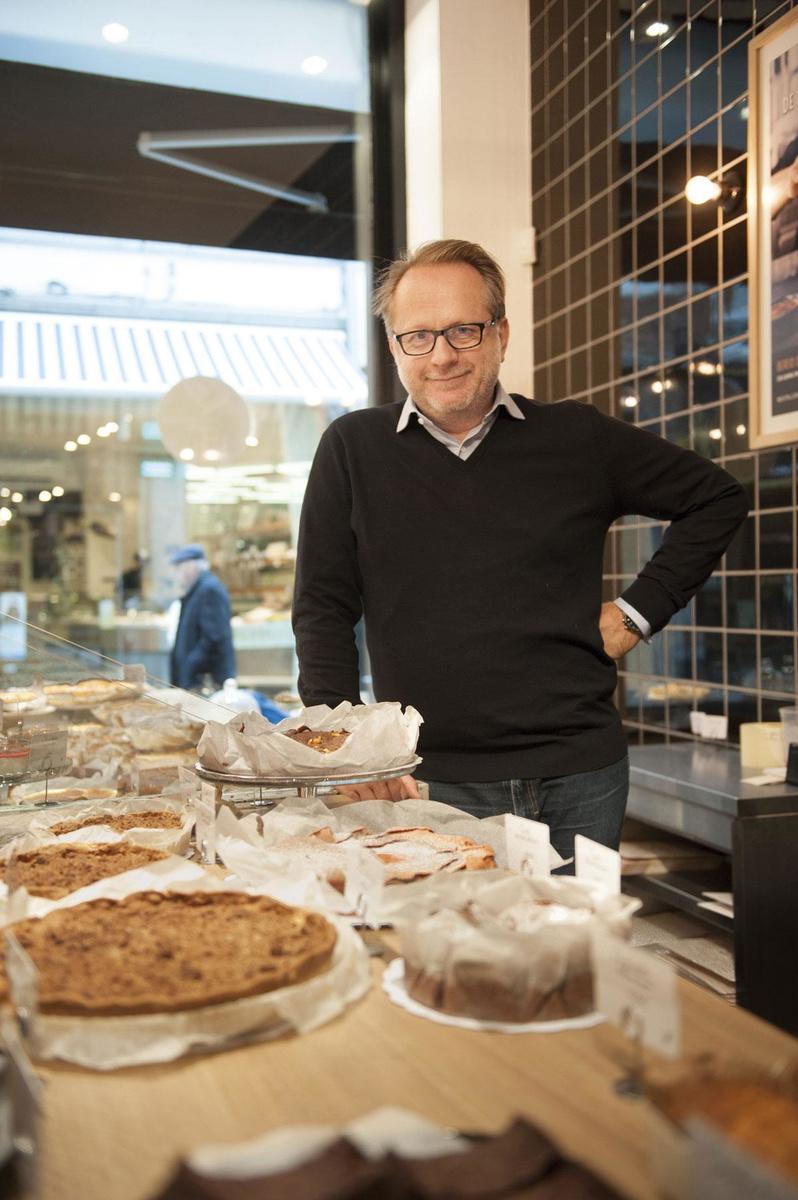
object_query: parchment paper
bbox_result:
[197,701,422,776]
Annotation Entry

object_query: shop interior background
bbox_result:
[531,0,797,743]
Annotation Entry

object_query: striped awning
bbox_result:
[0,311,368,404]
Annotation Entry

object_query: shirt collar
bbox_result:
[396,383,524,433]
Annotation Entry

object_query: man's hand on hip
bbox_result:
[334,774,420,803]
[599,601,641,660]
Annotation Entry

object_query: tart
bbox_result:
[284,726,350,753]
[0,842,169,899]
[0,891,337,1015]
[49,810,183,837]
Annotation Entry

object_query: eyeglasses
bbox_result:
[392,318,498,356]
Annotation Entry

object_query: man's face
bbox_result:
[175,559,201,592]
[387,262,509,426]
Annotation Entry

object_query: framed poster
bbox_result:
[749,8,798,448]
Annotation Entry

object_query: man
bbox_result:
[292,240,748,860]
[169,544,235,691]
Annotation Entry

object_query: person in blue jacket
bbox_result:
[169,544,236,691]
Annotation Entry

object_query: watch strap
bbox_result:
[621,611,643,638]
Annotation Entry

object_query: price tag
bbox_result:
[193,783,217,865]
[575,834,621,895]
[1,1015,43,1192]
[592,929,681,1058]
[688,1117,798,1200]
[26,730,68,776]
[505,812,550,877]
[343,843,385,930]
[123,664,146,686]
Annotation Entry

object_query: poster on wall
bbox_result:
[749,8,798,448]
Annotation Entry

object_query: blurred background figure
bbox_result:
[118,551,146,609]
[169,544,235,691]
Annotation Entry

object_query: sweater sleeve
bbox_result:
[591,406,749,633]
[292,424,363,706]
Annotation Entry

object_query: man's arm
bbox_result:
[292,426,364,706]
[592,406,749,635]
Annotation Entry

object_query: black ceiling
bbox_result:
[0,59,359,258]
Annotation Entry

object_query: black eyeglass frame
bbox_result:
[391,317,499,356]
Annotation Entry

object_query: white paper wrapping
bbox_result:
[3,872,370,1070]
[187,1107,469,1179]
[197,701,422,776]
[214,797,563,923]
[16,794,194,856]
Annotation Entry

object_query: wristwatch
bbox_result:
[621,612,643,638]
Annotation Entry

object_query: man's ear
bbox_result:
[498,317,510,362]
[386,330,399,367]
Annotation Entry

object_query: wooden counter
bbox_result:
[33,948,798,1200]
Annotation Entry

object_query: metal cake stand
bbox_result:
[193,757,422,809]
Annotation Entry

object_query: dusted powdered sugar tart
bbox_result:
[0,842,170,899]
[0,891,338,1016]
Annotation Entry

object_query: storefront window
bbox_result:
[0,0,382,699]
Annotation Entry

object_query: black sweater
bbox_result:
[292,397,748,781]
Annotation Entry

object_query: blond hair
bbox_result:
[373,239,506,328]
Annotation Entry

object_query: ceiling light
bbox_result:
[0,488,8,498]
[102,22,129,44]
[0,507,12,523]
[651,380,664,394]
[245,435,259,447]
[64,440,78,452]
[77,433,91,446]
[645,21,670,37]
[301,56,328,75]
[51,485,65,497]
[38,490,52,502]
[179,448,195,461]
[621,394,638,408]
[105,421,119,434]
[708,428,722,441]
[685,175,722,205]
[108,491,122,502]
[97,425,111,437]
[694,360,719,376]
[203,450,221,462]
[11,492,23,503]
[739,105,749,121]
[736,424,747,436]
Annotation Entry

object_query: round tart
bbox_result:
[49,810,183,837]
[0,842,169,899]
[0,891,337,1015]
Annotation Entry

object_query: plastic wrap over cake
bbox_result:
[197,702,422,776]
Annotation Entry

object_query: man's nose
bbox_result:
[429,333,459,366]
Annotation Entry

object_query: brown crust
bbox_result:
[0,842,169,899]
[283,726,350,753]
[49,810,183,837]
[0,891,337,1016]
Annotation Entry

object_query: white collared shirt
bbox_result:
[396,383,524,460]
[396,383,651,639]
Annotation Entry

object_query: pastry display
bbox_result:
[49,809,183,837]
[651,1075,798,1185]
[43,678,138,709]
[0,842,169,899]
[0,688,46,713]
[284,726,351,753]
[0,891,337,1015]
[279,825,496,891]
[132,749,197,794]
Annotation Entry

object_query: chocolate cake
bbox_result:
[283,726,350,753]
[0,891,337,1015]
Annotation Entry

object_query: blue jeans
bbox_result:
[425,755,629,874]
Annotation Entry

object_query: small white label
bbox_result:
[505,812,550,877]
[688,1117,797,1200]
[592,930,681,1058]
[194,782,217,865]
[343,843,385,929]
[575,834,621,895]
[26,730,69,776]
[123,664,146,686]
